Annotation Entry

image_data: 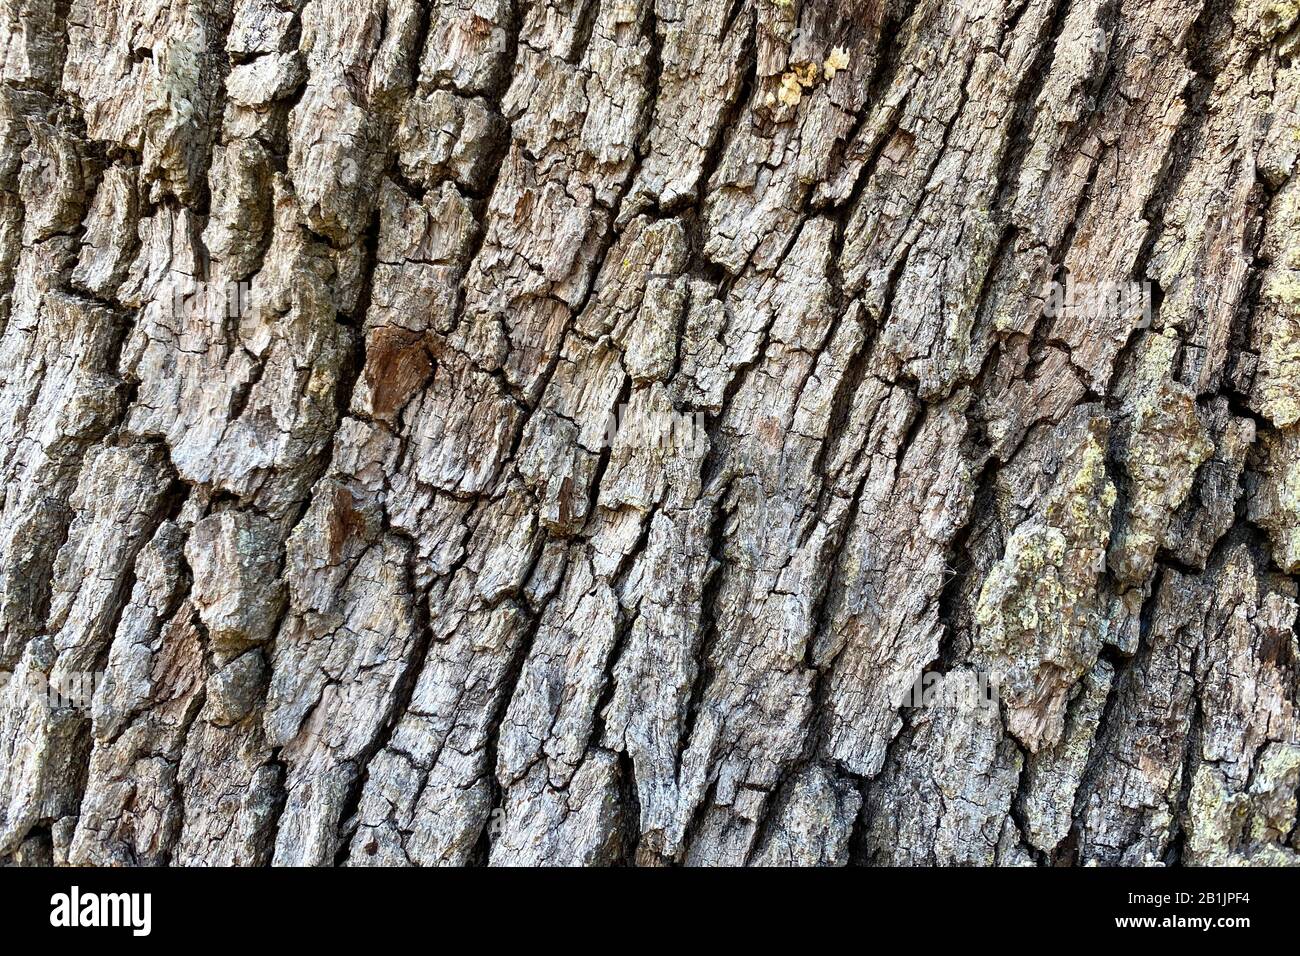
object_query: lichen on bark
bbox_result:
[0,0,1299,867]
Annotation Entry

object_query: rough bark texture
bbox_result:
[0,0,1298,867]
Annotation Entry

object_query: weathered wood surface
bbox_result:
[0,0,1298,866]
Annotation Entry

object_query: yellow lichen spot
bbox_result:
[775,61,822,107]
[777,72,804,106]
[1258,0,1300,39]
[823,46,850,81]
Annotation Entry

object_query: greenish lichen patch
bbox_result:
[1248,424,1300,572]
[974,417,1116,752]
[1254,176,1300,426]
[1108,331,1215,585]
[1184,743,1300,865]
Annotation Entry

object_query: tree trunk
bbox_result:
[0,0,1297,867]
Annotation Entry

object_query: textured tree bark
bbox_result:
[0,0,1297,868]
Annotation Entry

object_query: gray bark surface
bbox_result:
[0,0,1298,867]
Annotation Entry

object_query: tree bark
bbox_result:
[0,0,1298,867]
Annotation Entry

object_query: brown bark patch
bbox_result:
[364,326,433,423]
[326,485,371,564]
